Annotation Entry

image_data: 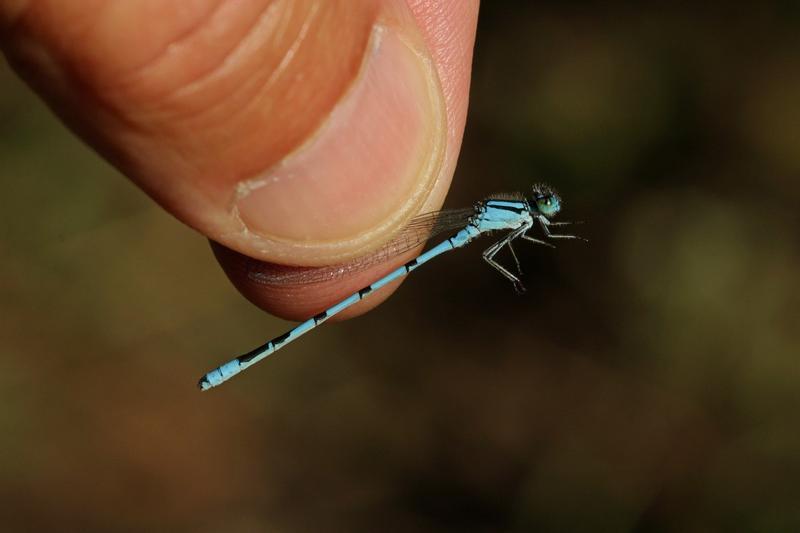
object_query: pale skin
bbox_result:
[0,0,479,321]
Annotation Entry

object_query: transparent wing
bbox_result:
[248,207,476,286]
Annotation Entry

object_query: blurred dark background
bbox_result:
[2,3,800,532]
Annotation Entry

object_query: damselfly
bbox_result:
[199,183,583,390]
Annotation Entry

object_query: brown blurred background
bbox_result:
[2,3,800,532]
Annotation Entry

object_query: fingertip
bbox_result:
[211,240,414,322]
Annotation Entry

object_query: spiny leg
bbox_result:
[538,217,587,241]
[482,224,531,293]
[522,234,556,248]
[504,221,537,274]
[548,220,584,227]
[506,239,523,275]
[483,242,525,294]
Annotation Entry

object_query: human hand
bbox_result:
[0,0,478,320]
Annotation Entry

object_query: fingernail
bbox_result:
[233,21,445,262]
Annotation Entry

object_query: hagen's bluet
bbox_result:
[199,183,583,390]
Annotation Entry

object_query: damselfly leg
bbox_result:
[537,218,588,241]
[482,223,532,293]
[506,239,523,275]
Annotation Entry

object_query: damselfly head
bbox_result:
[531,183,561,218]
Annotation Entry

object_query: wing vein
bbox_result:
[248,207,476,285]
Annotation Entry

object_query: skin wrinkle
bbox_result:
[113,0,226,89]
[228,22,387,212]
[226,23,384,243]
[56,2,197,86]
[227,23,446,264]
[202,0,320,129]
[145,1,330,142]
[408,3,472,117]
[4,3,245,140]
[408,0,476,142]
[112,1,281,123]
[7,31,153,143]
[262,0,319,92]
[231,22,386,203]
[105,1,378,250]
[429,9,460,138]
[163,1,280,102]
[156,1,328,171]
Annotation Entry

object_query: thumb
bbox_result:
[1,0,477,317]
[1,0,454,262]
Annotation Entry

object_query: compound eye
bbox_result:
[536,195,560,217]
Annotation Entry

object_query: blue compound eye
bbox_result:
[536,194,561,217]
